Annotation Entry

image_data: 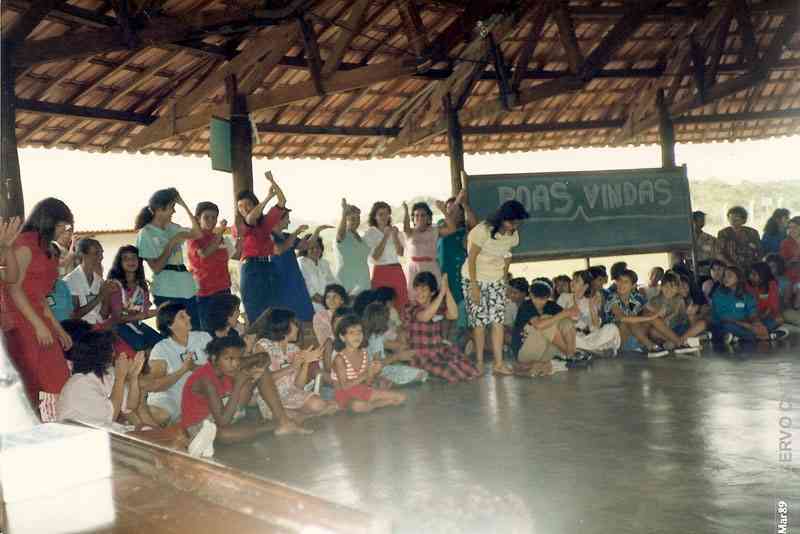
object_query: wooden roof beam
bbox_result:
[15,98,154,124]
[510,1,552,92]
[397,0,430,56]
[731,0,759,65]
[12,2,314,67]
[378,0,670,157]
[298,16,325,95]
[2,0,66,44]
[320,0,370,78]
[552,0,584,75]
[616,8,799,142]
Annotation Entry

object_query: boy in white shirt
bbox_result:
[63,238,115,325]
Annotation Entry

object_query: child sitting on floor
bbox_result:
[711,266,770,344]
[57,330,146,428]
[644,272,704,355]
[504,277,529,351]
[746,262,789,340]
[644,267,665,300]
[363,301,427,387]
[557,270,621,356]
[181,336,293,457]
[603,269,669,358]
[331,314,406,413]
[514,279,580,377]
[249,307,338,419]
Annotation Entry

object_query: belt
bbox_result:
[162,264,188,272]
[244,255,275,263]
[411,256,434,262]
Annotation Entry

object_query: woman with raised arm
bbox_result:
[271,209,315,323]
[6,199,75,420]
[403,200,458,303]
[364,201,407,309]
[233,171,286,324]
[462,200,530,375]
[335,199,371,296]
[437,187,478,310]
[135,188,203,329]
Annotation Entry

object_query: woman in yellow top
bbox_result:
[462,200,529,375]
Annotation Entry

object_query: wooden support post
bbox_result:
[444,95,464,196]
[226,75,253,201]
[0,43,24,218]
[656,89,676,169]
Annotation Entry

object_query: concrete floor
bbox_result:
[215,338,800,534]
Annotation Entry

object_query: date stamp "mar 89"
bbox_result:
[777,501,789,534]
[777,360,792,534]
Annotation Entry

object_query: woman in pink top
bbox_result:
[403,201,458,302]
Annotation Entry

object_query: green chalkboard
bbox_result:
[465,166,693,261]
[209,117,232,173]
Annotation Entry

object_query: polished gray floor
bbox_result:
[215,338,800,534]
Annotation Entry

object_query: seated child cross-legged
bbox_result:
[644,272,706,355]
[557,270,621,357]
[181,336,296,458]
[248,307,339,420]
[603,269,670,358]
[363,301,427,387]
[711,266,770,344]
[515,279,581,377]
[747,261,789,340]
[331,314,406,413]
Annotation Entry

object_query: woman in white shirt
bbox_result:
[363,201,407,309]
[557,270,621,355]
[462,200,529,375]
[298,235,339,313]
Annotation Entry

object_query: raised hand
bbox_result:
[403,202,409,213]
[264,170,275,183]
[0,217,22,248]
[441,273,449,293]
[341,198,348,211]
[434,200,448,214]
[295,224,310,235]
[315,225,334,234]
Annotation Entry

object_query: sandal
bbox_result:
[492,364,514,376]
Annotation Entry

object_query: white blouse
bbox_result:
[363,227,404,266]
[298,256,339,312]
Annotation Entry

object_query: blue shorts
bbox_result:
[674,322,690,336]
[622,336,644,352]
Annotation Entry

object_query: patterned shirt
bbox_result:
[717,226,762,270]
[403,303,447,355]
[603,291,645,324]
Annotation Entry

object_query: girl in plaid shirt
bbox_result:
[403,272,480,383]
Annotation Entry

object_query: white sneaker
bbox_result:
[770,327,790,341]
[674,344,700,356]
[188,419,217,458]
[686,336,701,348]
[647,346,669,359]
[550,361,568,373]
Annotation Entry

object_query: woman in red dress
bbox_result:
[6,198,74,421]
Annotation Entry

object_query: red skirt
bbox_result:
[5,311,70,402]
[371,264,409,310]
[334,384,373,409]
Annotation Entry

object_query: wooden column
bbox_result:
[444,95,464,196]
[0,42,24,218]
[226,75,253,200]
[656,89,676,169]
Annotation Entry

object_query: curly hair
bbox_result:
[368,201,392,227]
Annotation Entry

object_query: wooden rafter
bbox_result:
[731,0,759,65]
[616,9,799,142]
[379,0,670,157]
[552,0,584,74]
[511,1,552,93]
[321,0,370,77]
[298,16,325,95]
[704,5,734,90]
[1,0,66,44]
[397,0,429,56]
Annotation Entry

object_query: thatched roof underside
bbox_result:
[4,0,800,160]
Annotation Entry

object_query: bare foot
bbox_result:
[274,419,312,436]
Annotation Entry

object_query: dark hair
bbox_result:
[710,259,726,270]
[368,201,392,227]
[692,211,706,224]
[589,266,607,280]
[323,284,349,309]
[748,261,775,292]
[660,272,680,287]
[722,266,747,297]
[764,208,791,236]
[508,277,530,294]
[76,238,102,260]
[412,271,439,295]
[572,270,593,297]
[789,216,800,227]
[71,331,115,378]
[248,307,297,342]
[156,301,188,336]
[486,200,529,239]
[353,290,377,317]
[61,319,93,361]
[610,261,628,280]
[726,206,748,221]
[530,278,553,299]
[362,301,390,338]
[195,201,219,219]
[204,293,241,334]
[334,313,364,351]
[618,269,638,285]
[135,188,179,230]
[297,236,324,258]
[765,253,786,276]
[21,198,74,257]
[411,202,433,224]
[107,245,148,291]
[373,286,396,304]
[206,335,245,361]
[333,306,354,324]
[650,266,665,277]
